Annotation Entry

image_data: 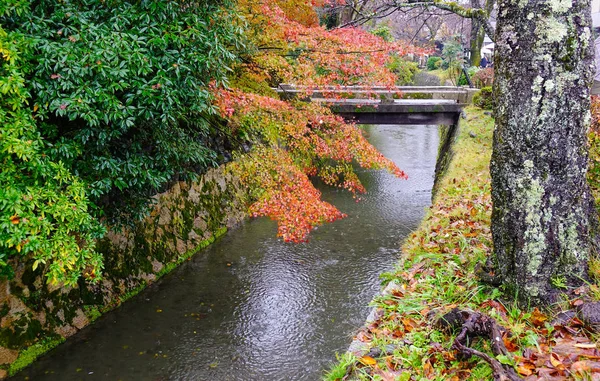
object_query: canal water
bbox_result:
[17,124,439,381]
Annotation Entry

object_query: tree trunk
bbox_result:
[490,0,598,304]
[469,18,485,67]
[470,0,495,67]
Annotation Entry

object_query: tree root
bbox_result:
[475,261,502,286]
[435,308,522,381]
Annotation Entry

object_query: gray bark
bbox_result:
[490,0,598,304]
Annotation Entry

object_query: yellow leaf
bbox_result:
[360,356,377,366]
[517,365,533,376]
[9,215,19,225]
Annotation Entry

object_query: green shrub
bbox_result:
[1,5,105,286]
[370,24,394,42]
[473,86,494,110]
[9,0,244,223]
[457,66,480,86]
[426,56,442,71]
[387,55,419,85]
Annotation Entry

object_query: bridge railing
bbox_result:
[275,84,479,103]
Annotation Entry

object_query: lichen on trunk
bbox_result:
[490,0,598,304]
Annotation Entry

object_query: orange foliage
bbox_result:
[214,87,406,242]
[238,0,425,88]
[216,1,418,242]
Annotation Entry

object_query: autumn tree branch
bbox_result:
[336,0,496,42]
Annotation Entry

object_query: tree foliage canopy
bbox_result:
[0,0,243,284]
[1,2,104,285]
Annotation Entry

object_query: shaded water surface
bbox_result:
[19,125,439,381]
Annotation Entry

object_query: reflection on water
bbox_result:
[18,125,439,381]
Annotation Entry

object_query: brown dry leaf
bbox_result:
[574,285,587,295]
[550,353,565,371]
[503,336,519,353]
[571,299,584,307]
[385,356,401,371]
[373,367,404,381]
[402,318,416,333]
[571,360,600,373]
[531,308,548,327]
[9,215,19,225]
[356,330,372,343]
[423,359,434,379]
[481,300,508,317]
[517,365,533,376]
[360,356,377,366]
[391,329,404,339]
[382,299,397,306]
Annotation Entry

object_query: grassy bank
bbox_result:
[326,107,600,380]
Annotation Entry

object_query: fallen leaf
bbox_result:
[517,365,533,376]
[503,336,519,352]
[574,343,597,349]
[360,356,377,366]
[550,353,565,371]
[531,308,548,327]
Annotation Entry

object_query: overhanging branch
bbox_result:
[337,0,496,42]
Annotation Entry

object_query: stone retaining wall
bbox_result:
[0,163,249,377]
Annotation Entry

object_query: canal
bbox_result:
[17,124,439,381]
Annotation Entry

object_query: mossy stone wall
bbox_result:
[0,163,249,377]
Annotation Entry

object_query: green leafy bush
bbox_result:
[473,86,494,110]
[11,0,243,223]
[1,9,104,285]
[387,55,419,85]
[457,66,479,86]
[0,0,244,285]
[426,56,442,71]
[370,24,394,42]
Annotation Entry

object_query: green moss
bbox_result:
[9,335,65,376]
[0,313,44,349]
[403,93,433,100]
[118,282,147,305]
[155,227,227,279]
[82,305,102,322]
[473,87,493,110]
[0,304,9,320]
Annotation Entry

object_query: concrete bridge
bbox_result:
[276,85,477,125]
